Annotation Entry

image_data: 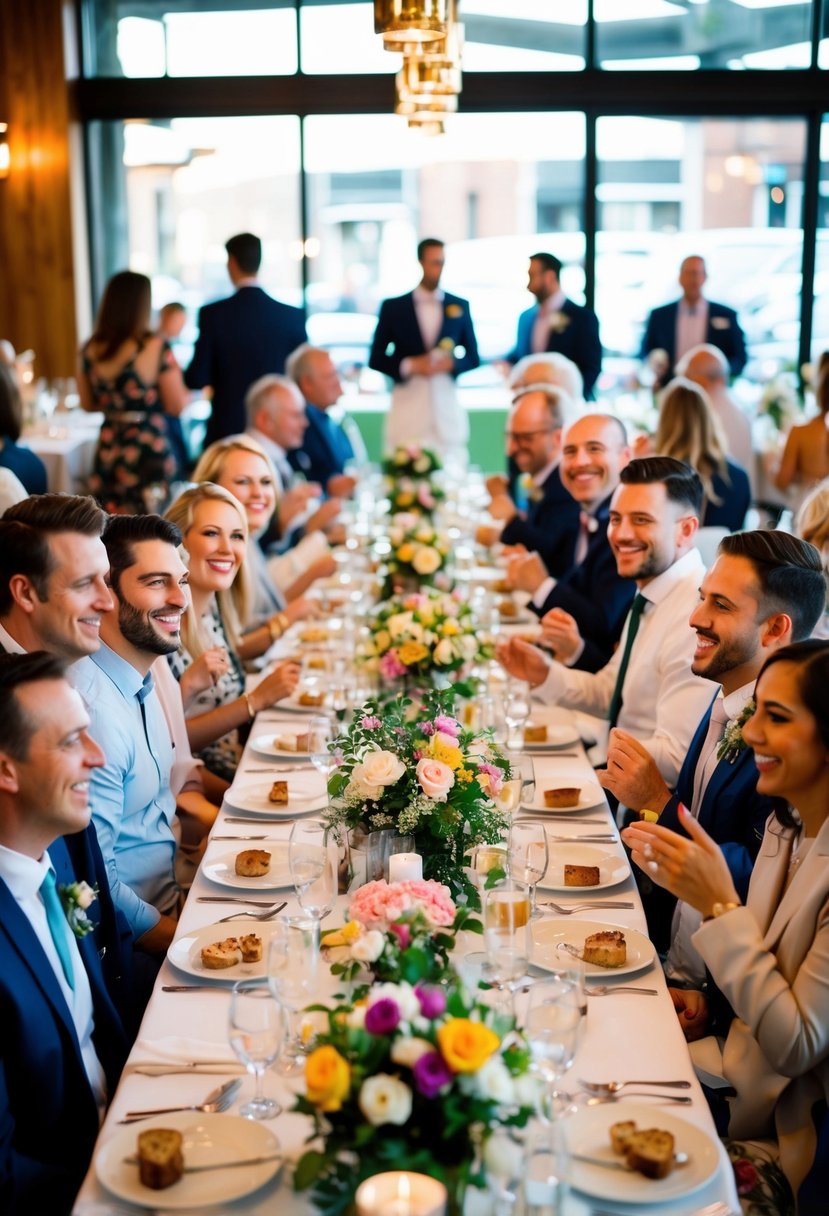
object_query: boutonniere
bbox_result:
[716,698,756,764]
[59,880,99,938]
[526,484,544,504]
[438,336,456,352]
[549,311,570,334]
[445,303,463,318]
[711,317,731,330]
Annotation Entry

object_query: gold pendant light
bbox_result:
[374,0,449,51]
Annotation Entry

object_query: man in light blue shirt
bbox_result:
[73,515,189,955]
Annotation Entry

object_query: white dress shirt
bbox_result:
[0,843,107,1111]
[675,299,708,363]
[0,619,26,653]
[532,289,566,354]
[535,548,716,785]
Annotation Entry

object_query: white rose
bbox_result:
[513,1072,541,1109]
[415,527,434,543]
[414,455,430,474]
[349,749,406,799]
[347,1005,366,1030]
[351,929,385,962]
[405,621,424,643]
[474,1056,515,1105]
[412,545,442,575]
[467,737,492,760]
[75,881,97,910]
[416,757,455,800]
[423,629,437,647]
[483,1131,524,1182]
[359,1075,413,1126]
[459,634,479,660]
[373,628,391,652]
[433,637,456,666]
[390,1036,433,1068]
[388,611,414,640]
[368,981,420,1023]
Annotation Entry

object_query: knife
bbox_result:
[161,984,254,993]
[196,896,276,905]
[131,1063,246,1075]
[570,1151,689,1171]
[212,834,272,841]
[224,817,288,825]
[123,1153,282,1173]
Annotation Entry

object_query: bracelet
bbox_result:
[275,612,289,633]
[703,901,741,922]
[267,616,283,643]
[244,693,256,720]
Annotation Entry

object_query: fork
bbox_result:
[579,1078,691,1094]
[586,985,658,996]
[584,1092,692,1105]
[218,900,287,923]
[541,900,634,915]
[119,1077,242,1123]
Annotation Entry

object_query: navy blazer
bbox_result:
[185,286,308,446]
[640,299,747,378]
[702,460,751,532]
[0,831,129,1215]
[508,299,602,398]
[0,441,48,495]
[290,404,355,488]
[368,290,480,383]
[532,497,636,672]
[637,699,772,952]
[500,464,582,578]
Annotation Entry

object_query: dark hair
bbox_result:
[417,237,444,262]
[102,513,182,596]
[619,456,703,516]
[88,270,152,361]
[0,651,70,761]
[718,530,825,641]
[226,232,262,275]
[753,640,829,827]
[0,495,107,615]
[530,251,562,278]
[816,351,829,417]
[0,362,23,443]
[159,301,185,314]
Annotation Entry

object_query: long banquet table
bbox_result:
[75,690,740,1216]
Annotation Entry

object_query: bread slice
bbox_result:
[564,864,600,887]
[299,690,324,706]
[268,780,289,804]
[544,787,581,808]
[201,937,242,970]
[624,1129,676,1179]
[273,732,309,753]
[238,933,263,962]
[524,724,548,744]
[609,1120,638,1156]
[138,1127,184,1189]
[299,627,327,644]
[235,849,271,877]
[583,929,626,968]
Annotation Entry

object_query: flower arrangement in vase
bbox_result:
[362,589,492,684]
[384,517,451,596]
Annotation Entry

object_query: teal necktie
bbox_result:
[607,593,648,729]
[40,868,76,992]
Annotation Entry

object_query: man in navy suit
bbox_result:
[600,530,825,1032]
[506,413,635,672]
[0,652,129,1214]
[368,237,480,464]
[508,252,602,398]
[640,255,747,385]
[287,343,359,497]
[185,232,308,448]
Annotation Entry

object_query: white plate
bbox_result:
[202,843,292,891]
[522,780,605,814]
[522,723,581,751]
[250,733,311,759]
[565,1101,719,1205]
[225,776,327,817]
[96,1111,281,1209]
[168,922,279,984]
[280,690,330,715]
[538,844,629,892]
[532,918,655,979]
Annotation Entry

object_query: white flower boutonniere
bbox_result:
[549,311,571,334]
[59,880,99,938]
[716,698,756,764]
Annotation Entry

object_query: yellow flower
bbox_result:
[437,1019,500,1073]
[398,641,429,665]
[305,1046,351,1112]
[441,620,460,636]
[396,492,415,508]
[456,767,474,784]
[397,542,415,562]
[430,737,464,771]
[322,920,362,948]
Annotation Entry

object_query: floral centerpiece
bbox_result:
[322,878,480,988]
[363,589,492,683]
[382,445,445,516]
[384,518,451,595]
[294,976,536,1216]
[757,373,801,437]
[326,690,510,900]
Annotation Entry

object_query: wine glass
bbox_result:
[228,980,284,1119]
[508,821,549,919]
[483,879,531,1013]
[289,818,338,921]
[517,753,536,805]
[307,715,334,780]
[495,752,523,817]
[525,977,583,1123]
[505,682,532,749]
[267,914,320,1075]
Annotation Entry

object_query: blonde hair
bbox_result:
[655,377,729,506]
[797,478,829,610]
[164,482,252,661]
[192,433,279,532]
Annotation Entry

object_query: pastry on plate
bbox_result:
[524,724,548,745]
[200,938,242,970]
[268,780,288,804]
[137,1128,184,1189]
[582,929,626,967]
[543,787,581,808]
[564,863,600,887]
[235,849,271,877]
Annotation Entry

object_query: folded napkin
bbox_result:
[133,1036,238,1065]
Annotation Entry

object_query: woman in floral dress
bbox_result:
[77,270,188,512]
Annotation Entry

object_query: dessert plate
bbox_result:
[168,923,279,984]
[538,844,628,892]
[521,723,581,751]
[202,843,292,892]
[224,776,326,818]
[532,918,655,979]
[522,780,605,814]
[250,732,311,759]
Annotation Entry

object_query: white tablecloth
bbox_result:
[21,415,103,494]
[74,703,739,1216]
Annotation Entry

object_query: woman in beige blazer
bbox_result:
[622,639,829,1205]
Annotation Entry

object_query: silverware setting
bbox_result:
[585,1092,692,1105]
[224,817,289,825]
[130,1063,246,1076]
[196,896,277,906]
[119,1077,242,1122]
[586,985,659,997]
[217,900,287,923]
[541,900,634,915]
[122,1151,282,1173]
[212,834,273,841]
[570,1149,689,1172]
[579,1078,691,1094]
[161,984,238,993]
[545,834,617,843]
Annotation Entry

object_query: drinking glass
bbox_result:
[267,914,320,1075]
[517,753,536,804]
[483,879,532,1011]
[289,818,338,921]
[508,820,549,918]
[495,752,523,817]
[307,715,334,780]
[525,977,582,1122]
[505,682,532,749]
[228,980,283,1119]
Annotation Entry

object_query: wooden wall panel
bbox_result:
[0,0,80,379]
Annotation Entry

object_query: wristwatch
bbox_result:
[703,901,741,922]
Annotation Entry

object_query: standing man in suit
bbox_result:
[641,255,747,386]
[600,530,825,984]
[368,237,480,466]
[286,343,359,498]
[0,652,129,1215]
[508,252,602,398]
[185,232,308,448]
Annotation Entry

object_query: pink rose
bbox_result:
[416,758,455,800]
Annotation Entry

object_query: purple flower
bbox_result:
[413,1051,453,1098]
[433,715,461,737]
[364,998,401,1036]
[420,722,436,736]
[390,922,411,949]
[361,715,382,730]
[415,984,447,1020]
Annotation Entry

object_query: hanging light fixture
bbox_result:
[0,124,10,180]
[397,12,462,98]
[374,0,449,51]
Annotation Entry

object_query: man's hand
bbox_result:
[485,474,509,498]
[669,987,710,1043]
[476,524,502,547]
[540,608,583,664]
[327,473,357,499]
[306,497,342,533]
[488,493,519,523]
[598,727,671,813]
[495,637,550,688]
[278,484,316,530]
[507,551,548,595]
[428,349,454,375]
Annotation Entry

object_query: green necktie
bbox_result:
[40,868,76,992]
[607,593,648,729]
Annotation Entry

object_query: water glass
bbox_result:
[289,818,338,921]
[508,820,549,918]
[267,914,320,1075]
[505,682,532,749]
[307,715,334,779]
[228,981,283,1119]
[526,977,582,1122]
[483,879,532,1004]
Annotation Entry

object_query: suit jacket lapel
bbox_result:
[677,700,716,805]
[762,818,829,946]
[0,878,79,1046]
[406,293,426,354]
[698,741,753,824]
[748,820,795,937]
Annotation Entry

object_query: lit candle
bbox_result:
[355,1171,447,1216]
[388,852,423,882]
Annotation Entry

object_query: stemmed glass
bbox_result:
[525,976,583,1123]
[228,980,284,1119]
[483,879,532,1014]
[267,914,320,1075]
[508,820,549,919]
[289,817,338,921]
[307,715,335,783]
[505,682,532,749]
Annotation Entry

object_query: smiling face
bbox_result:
[217,448,277,533]
[688,554,776,692]
[23,532,113,660]
[109,539,190,658]
[527,258,558,304]
[561,415,630,511]
[608,481,697,586]
[183,498,246,595]
[505,393,560,475]
[742,660,829,811]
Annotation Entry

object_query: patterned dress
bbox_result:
[82,340,180,513]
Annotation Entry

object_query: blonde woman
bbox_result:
[165,482,299,781]
[796,478,829,640]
